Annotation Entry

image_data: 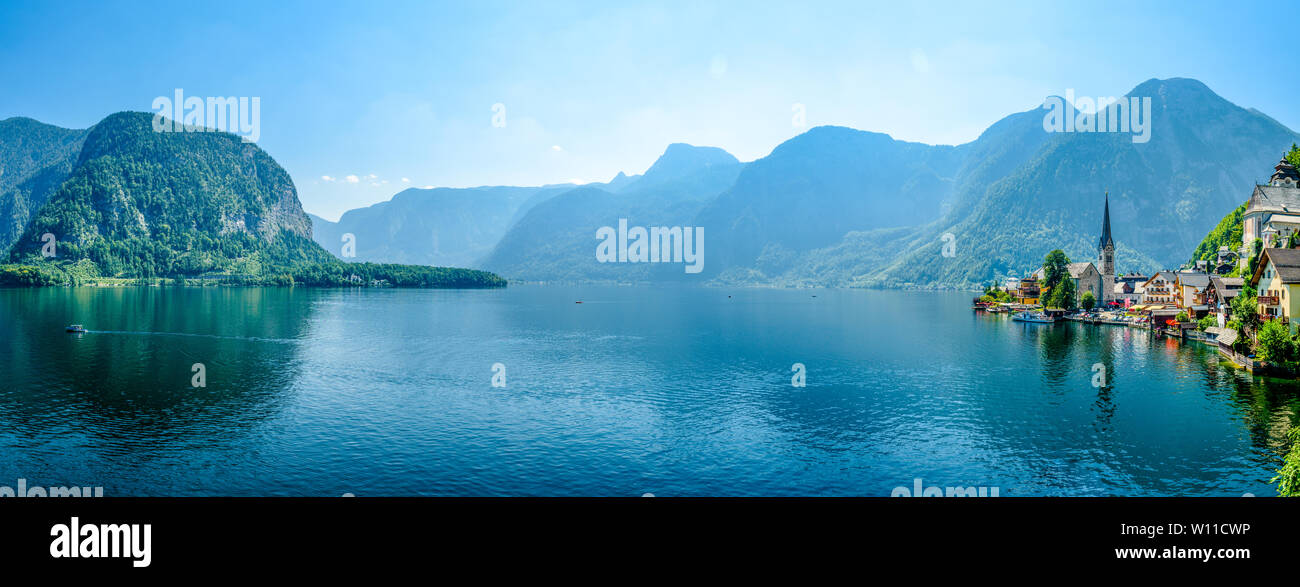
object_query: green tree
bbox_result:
[1287,143,1300,170]
[1041,250,1070,292]
[1081,291,1096,310]
[1175,310,1189,323]
[1256,319,1294,363]
[1246,238,1264,278]
[1230,285,1260,330]
[1047,275,1077,310]
[1275,427,1300,496]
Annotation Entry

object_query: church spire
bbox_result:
[1099,192,1113,251]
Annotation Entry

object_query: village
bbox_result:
[974,154,1300,376]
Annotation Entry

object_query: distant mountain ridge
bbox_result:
[478,143,743,281]
[0,117,90,252]
[308,184,571,267]
[859,78,1300,288]
[8,77,1280,289]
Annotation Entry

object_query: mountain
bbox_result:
[859,78,1300,288]
[479,143,742,281]
[1189,200,1247,267]
[0,117,90,252]
[4,111,504,288]
[695,126,968,282]
[8,111,331,276]
[307,184,570,267]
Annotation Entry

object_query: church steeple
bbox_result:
[1099,192,1114,251]
[1098,192,1115,302]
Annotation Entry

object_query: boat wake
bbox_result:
[85,330,298,344]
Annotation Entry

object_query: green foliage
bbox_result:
[0,258,99,286]
[1080,291,1096,310]
[1041,250,1070,292]
[1190,200,1246,264]
[1046,274,1077,310]
[1,112,506,289]
[1287,143,1300,170]
[1274,426,1300,497]
[1255,319,1293,362]
[1175,310,1189,323]
[1247,238,1264,278]
[1230,285,1259,330]
[0,118,89,252]
[1197,314,1217,331]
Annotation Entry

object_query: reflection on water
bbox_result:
[0,286,1297,496]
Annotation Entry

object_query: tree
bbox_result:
[1274,426,1300,497]
[1255,319,1294,364]
[1175,310,1189,323]
[1042,250,1070,292]
[1081,291,1096,311]
[1247,238,1263,278]
[1047,275,1077,310]
[1230,285,1260,330]
[1287,143,1300,170]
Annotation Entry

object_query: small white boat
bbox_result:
[1012,311,1057,323]
[65,324,87,333]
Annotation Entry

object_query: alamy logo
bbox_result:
[596,219,703,274]
[0,479,104,498]
[40,233,57,258]
[152,88,261,143]
[891,478,1000,497]
[50,517,151,568]
[1042,89,1151,144]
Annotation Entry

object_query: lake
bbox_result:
[1,285,1296,496]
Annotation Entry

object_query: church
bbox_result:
[1240,156,1300,265]
[1032,194,1115,304]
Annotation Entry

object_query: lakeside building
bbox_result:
[1032,262,1103,302]
[1250,247,1300,334]
[1205,276,1244,325]
[1174,271,1212,317]
[1240,158,1300,268]
[1140,271,1178,305]
[1016,277,1040,305]
[1113,272,1148,305]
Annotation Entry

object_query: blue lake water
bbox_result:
[1,285,1296,496]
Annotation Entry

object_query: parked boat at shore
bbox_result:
[1012,311,1057,323]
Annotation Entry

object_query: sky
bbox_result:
[2,0,1297,220]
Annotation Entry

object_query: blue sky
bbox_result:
[2,0,1297,220]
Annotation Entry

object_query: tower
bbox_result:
[1098,192,1115,302]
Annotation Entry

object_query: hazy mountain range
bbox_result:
[3,78,1295,288]
[309,78,1299,287]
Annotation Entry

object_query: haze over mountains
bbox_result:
[3,78,1295,288]
[315,77,1299,287]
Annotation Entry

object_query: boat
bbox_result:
[65,324,87,333]
[1012,311,1057,323]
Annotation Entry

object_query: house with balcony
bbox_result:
[1205,276,1244,321]
[1139,271,1178,306]
[1174,271,1212,317]
[1250,247,1300,334]
[1016,277,1040,305]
